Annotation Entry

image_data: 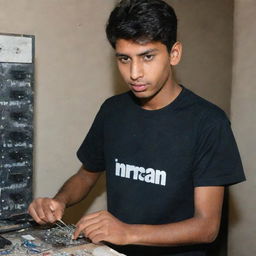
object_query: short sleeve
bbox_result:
[76,104,106,172]
[193,111,246,187]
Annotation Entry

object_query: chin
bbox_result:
[131,90,150,99]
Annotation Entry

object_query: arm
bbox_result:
[28,166,102,224]
[54,166,101,207]
[73,186,224,246]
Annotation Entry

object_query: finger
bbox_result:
[73,219,99,239]
[28,206,47,225]
[42,203,58,223]
[49,204,55,212]
[49,200,65,221]
[74,216,102,239]
[83,222,103,238]
[44,208,57,223]
[49,200,61,212]
[82,210,105,221]
[53,208,64,221]
[90,232,106,245]
[77,215,101,229]
[72,225,83,239]
[73,211,107,240]
[34,203,49,222]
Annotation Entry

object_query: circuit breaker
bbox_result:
[0,34,34,220]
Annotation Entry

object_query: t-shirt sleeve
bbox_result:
[76,104,106,172]
[193,110,246,187]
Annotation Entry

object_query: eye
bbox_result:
[118,56,131,64]
[143,54,154,62]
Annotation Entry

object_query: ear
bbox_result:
[169,41,182,66]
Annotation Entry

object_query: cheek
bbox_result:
[117,64,130,81]
[146,62,170,85]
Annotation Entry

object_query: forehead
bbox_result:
[115,39,168,55]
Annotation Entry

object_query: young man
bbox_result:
[29,0,245,255]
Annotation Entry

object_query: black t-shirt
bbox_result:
[77,87,245,256]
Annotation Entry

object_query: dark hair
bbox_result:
[106,0,177,52]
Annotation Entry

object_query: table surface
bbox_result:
[0,226,125,256]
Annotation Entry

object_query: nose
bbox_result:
[130,60,143,81]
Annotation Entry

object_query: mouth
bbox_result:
[130,83,148,92]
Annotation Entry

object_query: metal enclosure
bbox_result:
[0,34,34,219]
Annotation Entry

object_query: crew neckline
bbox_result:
[129,84,186,115]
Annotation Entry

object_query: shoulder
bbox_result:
[182,87,230,126]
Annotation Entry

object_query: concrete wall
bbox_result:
[228,0,256,255]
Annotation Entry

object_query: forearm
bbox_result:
[125,186,224,247]
[127,215,220,247]
[72,187,223,246]
[54,166,102,207]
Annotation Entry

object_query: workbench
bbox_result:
[0,226,125,256]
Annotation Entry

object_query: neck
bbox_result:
[140,81,182,110]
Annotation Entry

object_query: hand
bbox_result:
[28,197,65,224]
[73,210,132,245]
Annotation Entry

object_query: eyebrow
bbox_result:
[115,48,159,58]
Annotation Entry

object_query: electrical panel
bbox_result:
[0,34,34,220]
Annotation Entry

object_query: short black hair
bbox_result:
[106,0,177,52]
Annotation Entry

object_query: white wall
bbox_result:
[228,0,256,255]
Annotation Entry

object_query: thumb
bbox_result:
[50,200,64,220]
[49,203,55,212]
[73,225,82,240]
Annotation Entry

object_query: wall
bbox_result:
[113,0,234,114]
[166,1,233,255]
[0,0,116,222]
[1,4,249,254]
[168,0,234,115]
[228,0,256,255]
